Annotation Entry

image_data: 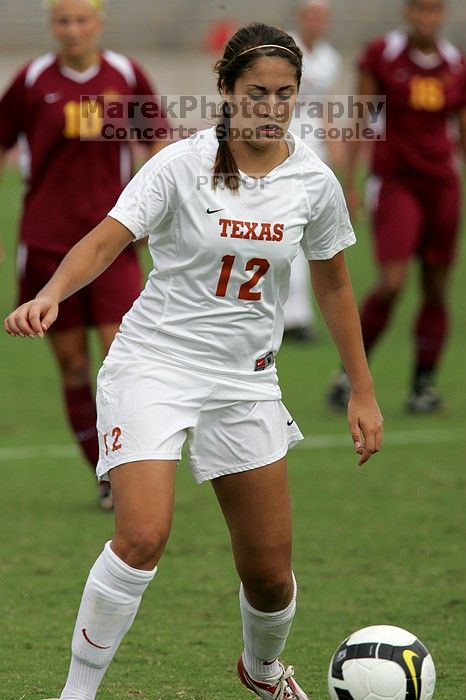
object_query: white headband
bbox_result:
[237,44,297,58]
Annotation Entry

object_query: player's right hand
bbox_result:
[4,296,58,338]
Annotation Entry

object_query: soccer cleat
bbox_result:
[406,377,442,414]
[326,370,350,411]
[237,654,309,699]
[98,482,114,511]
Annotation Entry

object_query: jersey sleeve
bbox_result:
[0,65,28,150]
[107,143,201,240]
[300,170,356,260]
[107,153,174,239]
[131,60,172,140]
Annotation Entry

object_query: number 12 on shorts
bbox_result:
[215,255,270,300]
[103,427,122,456]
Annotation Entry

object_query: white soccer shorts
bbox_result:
[95,358,303,483]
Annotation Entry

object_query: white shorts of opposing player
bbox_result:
[283,248,315,330]
[95,356,304,483]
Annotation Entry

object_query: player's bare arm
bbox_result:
[4,217,134,338]
[310,252,383,465]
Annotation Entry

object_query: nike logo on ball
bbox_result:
[206,207,224,214]
[287,419,295,426]
[82,628,111,650]
[402,649,420,699]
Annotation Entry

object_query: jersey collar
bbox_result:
[382,29,461,67]
[57,55,101,83]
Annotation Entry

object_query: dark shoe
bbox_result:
[98,482,113,511]
[283,326,317,344]
[326,371,350,411]
[406,378,442,414]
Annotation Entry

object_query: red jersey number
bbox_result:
[103,427,122,457]
[215,256,270,301]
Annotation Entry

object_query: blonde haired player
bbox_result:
[0,0,170,509]
[5,22,382,700]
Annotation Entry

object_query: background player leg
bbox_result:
[283,250,316,343]
[327,175,421,410]
[408,174,461,413]
[49,323,121,510]
[96,322,120,359]
[48,326,100,472]
[93,323,122,507]
[327,260,410,410]
[360,260,410,355]
[60,459,176,700]
[408,262,450,413]
[212,458,308,698]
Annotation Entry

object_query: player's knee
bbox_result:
[113,528,170,569]
[423,288,446,307]
[59,354,91,387]
[377,284,402,304]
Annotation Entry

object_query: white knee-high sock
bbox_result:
[240,573,297,682]
[60,541,157,700]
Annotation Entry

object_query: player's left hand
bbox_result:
[347,392,383,466]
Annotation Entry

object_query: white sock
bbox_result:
[240,573,297,682]
[60,541,157,700]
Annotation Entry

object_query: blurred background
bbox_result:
[1,0,466,95]
[1,4,466,698]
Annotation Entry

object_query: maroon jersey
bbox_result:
[0,51,170,254]
[359,31,466,180]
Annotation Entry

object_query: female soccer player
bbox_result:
[327,0,466,413]
[5,22,383,700]
[0,0,170,509]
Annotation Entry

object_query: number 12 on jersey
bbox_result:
[215,255,270,300]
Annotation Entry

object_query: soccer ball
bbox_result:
[328,625,436,700]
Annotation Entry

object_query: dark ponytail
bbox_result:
[213,103,241,192]
[213,22,302,193]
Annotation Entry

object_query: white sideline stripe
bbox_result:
[297,428,466,450]
[0,445,78,460]
[0,428,464,462]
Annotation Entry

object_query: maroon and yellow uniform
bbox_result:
[0,50,170,328]
[360,30,466,264]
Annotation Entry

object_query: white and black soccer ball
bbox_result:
[328,625,436,700]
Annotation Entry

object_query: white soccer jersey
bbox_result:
[106,127,355,398]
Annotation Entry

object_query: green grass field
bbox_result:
[0,167,465,700]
